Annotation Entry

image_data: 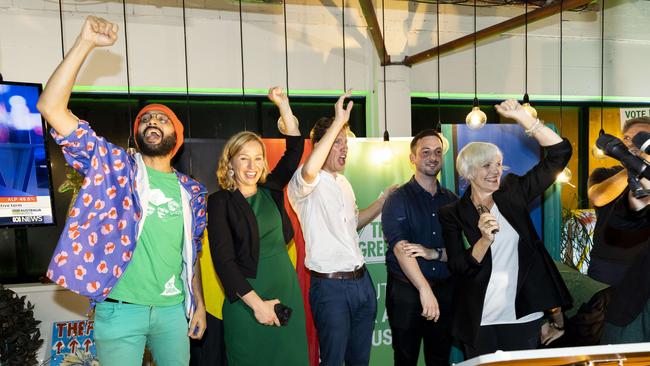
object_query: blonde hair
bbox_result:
[456,142,504,180]
[217,131,269,191]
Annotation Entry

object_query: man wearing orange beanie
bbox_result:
[38,16,207,366]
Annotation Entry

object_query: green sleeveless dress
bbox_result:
[222,187,309,365]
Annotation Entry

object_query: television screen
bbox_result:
[0,81,56,227]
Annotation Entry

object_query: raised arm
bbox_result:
[495,99,563,147]
[588,168,627,207]
[268,87,300,137]
[357,184,398,230]
[301,92,353,183]
[37,16,118,137]
[265,87,304,189]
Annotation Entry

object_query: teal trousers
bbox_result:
[94,301,189,366]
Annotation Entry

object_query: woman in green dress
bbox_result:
[207,87,308,365]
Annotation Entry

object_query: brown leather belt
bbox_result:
[310,265,366,280]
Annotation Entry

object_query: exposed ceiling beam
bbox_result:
[358,0,390,65]
[402,0,594,66]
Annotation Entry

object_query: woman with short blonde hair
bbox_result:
[456,142,505,181]
[440,99,573,358]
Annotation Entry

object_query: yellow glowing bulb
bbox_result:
[439,134,450,155]
[466,107,487,130]
[556,167,573,185]
[372,143,394,165]
[591,145,606,159]
[522,103,538,119]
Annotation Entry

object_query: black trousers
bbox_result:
[189,312,227,366]
[464,317,542,360]
[386,273,453,366]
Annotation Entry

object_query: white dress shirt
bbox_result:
[288,166,365,273]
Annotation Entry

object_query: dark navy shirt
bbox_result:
[381,176,458,280]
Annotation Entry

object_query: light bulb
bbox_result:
[556,167,573,185]
[439,133,450,155]
[372,143,394,165]
[466,106,487,130]
[591,144,606,159]
[522,102,538,119]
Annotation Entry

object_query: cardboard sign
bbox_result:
[50,319,98,365]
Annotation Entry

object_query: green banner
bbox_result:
[344,138,415,364]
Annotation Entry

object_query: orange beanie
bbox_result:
[133,104,184,157]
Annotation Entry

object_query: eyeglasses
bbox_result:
[141,112,170,124]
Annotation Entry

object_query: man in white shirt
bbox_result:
[288,92,395,366]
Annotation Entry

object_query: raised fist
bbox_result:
[79,16,118,48]
[268,87,289,107]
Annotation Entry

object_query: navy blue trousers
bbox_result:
[309,271,377,366]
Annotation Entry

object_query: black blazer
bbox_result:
[207,135,304,303]
[439,138,573,347]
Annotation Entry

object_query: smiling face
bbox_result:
[136,110,177,157]
[229,140,266,191]
[470,154,504,195]
[411,135,443,178]
[323,129,348,174]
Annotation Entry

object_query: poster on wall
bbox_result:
[50,319,98,366]
[620,107,650,129]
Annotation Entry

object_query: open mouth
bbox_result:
[244,171,257,180]
[144,127,163,143]
[338,154,347,165]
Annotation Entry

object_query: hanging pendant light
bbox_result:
[435,1,449,154]
[556,167,574,186]
[238,0,247,131]
[466,97,487,130]
[522,1,537,119]
[592,0,607,159]
[375,0,393,164]
[555,0,573,186]
[181,0,194,175]
[120,0,136,154]
[465,0,486,129]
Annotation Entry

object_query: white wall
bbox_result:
[1,0,649,136]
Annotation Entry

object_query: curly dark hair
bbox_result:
[310,117,349,144]
[0,285,43,366]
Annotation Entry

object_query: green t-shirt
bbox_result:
[110,166,185,306]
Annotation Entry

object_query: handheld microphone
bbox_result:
[596,133,650,180]
[476,204,499,234]
[632,131,650,155]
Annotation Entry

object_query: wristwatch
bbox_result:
[548,321,564,331]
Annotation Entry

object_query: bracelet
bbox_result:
[524,118,544,137]
[277,115,299,134]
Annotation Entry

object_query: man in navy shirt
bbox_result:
[382,129,458,366]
